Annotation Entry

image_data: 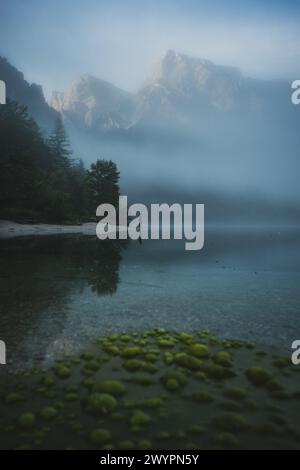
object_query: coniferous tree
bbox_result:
[86,159,120,216]
[48,115,72,168]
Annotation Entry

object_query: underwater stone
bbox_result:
[204,363,234,380]
[138,439,152,449]
[138,397,164,409]
[94,380,126,396]
[123,359,145,372]
[213,412,248,432]
[5,392,24,404]
[127,375,155,386]
[246,367,273,386]
[213,432,239,448]
[188,343,210,358]
[54,365,71,379]
[190,424,205,434]
[174,353,203,370]
[89,428,111,444]
[192,391,214,403]
[122,347,145,358]
[130,410,151,426]
[213,351,232,367]
[87,393,117,414]
[223,388,247,401]
[165,378,180,391]
[18,412,36,429]
[40,407,58,420]
[119,440,134,449]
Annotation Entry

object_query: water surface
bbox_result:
[0,225,299,367]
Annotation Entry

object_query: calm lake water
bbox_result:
[0,226,299,367]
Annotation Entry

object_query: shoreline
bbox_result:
[0,220,97,239]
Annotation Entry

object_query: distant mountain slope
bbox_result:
[51,74,134,133]
[0,56,58,131]
[50,50,295,135]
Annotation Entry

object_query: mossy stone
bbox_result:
[54,365,71,379]
[81,351,94,361]
[5,392,24,404]
[18,412,36,429]
[189,343,209,358]
[158,339,176,348]
[214,351,232,367]
[165,378,180,391]
[214,432,239,448]
[94,380,126,396]
[246,367,273,386]
[41,375,55,387]
[122,347,144,358]
[272,357,289,369]
[123,359,144,372]
[162,370,187,388]
[213,413,248,432]
[127,375,155,386]
[144,353,158,362]
[223,388,247,401]
[190,424,205,434]
[40,407,58,420]
[174,353,203,370]
[192,391,214,403]
[218,400,241,412]
[130,410,151,426]
[87,393,117,414]
[204,364,234,380]
[89,428,111,444]
[119,440,134,449]
[156,431,170,440]
[65,392,78,401]
[142,363,159,373]
[138,439,152,449]
[138,397,164,409]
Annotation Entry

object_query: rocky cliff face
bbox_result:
[51,74,134,133]
[0,56,58,131]
[50,50,292,135]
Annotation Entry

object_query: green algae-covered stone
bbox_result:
[87,393,117,414]
[214,351,232,367]
[246,367,273,386]
[40,406,58,420]
[54,364,71,379]
[94,380,126,396]
[130,410,151,426]
[174,353,203,370]
[89,428,111,444]
[189,343,209,358]
[18,412,36,429]
[214,432,239,448]
[213,412,248,432]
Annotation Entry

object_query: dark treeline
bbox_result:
[0,99,119,223]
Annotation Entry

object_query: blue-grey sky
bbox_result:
[0,0,300,98]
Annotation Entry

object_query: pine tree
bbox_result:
[48,115,72,168]
[86,159,120,216]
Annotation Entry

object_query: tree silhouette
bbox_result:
[86,159,120,216]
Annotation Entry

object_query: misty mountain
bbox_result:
[51,74,134,133]
[1,52,299,223]
[51,50,297,134]
[0,56,58,131]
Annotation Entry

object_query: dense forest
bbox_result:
[0,99,120,223]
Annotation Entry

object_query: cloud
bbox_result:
[0,0,299,98]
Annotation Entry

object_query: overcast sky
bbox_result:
[0,0,300,99]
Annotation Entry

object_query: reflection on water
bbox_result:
[0,226,299,367]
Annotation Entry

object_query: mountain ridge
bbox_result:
[0,56,58,131]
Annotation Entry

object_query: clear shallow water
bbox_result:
[0,226,299,367]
